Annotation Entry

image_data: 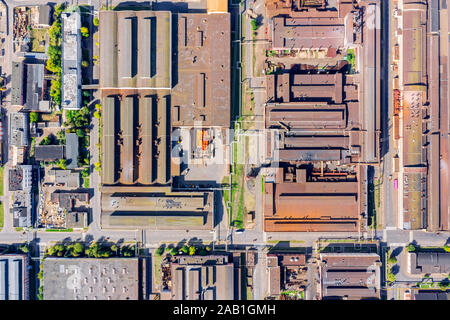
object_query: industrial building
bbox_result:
[263,166,363,232]
[34,145,65,161]
[11,60,50,111]
[261,0,380,233]
[9,165,34,228]
[98,8,230,230]
[171,13,230,127]
[61,10,81,110]
[100,191,213,230]
[397,0,449,231]
[408,251,450,275]
[168,255,236,300]
[42,258,142,300]
[267,253,307,298]
[8,112,29,148]
[413,290,450,300]
[318,253,381,300]
[265,0,330,18]
[0,254,30,300]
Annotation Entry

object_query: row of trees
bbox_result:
[46,3,66,107]
[45,242,136,258]
[155,244,212,257]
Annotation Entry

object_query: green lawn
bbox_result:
[153,253,163,287]
[45,228,73,232]
[30,28,48,53]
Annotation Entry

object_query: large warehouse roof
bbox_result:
[99,11,171,89]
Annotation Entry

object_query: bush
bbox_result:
[93,17,99,26]
[94,111,101,119]
[444,245,450,253]
[81,60,89,68]
[189,246,196,256]
[406,244,416,252]
[181,245,188,254]
[170,248,178,256]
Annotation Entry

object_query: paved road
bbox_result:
[380,0,397,230]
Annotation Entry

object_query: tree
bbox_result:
[54,244,64,252]
[19,243,29,254]
[387,272,396,283]
[81,167,90,178]
[39,136,51,145]
[407,244,416,252]
[57,159,67,170]
[94,111,101,119]
[388,256,398,264]
[170,247,178,256]
[47,246,56,256]
[94,161,101,171]
[111,244,118,255]
[95,103,101,111]
[81,60,89,68]
[251,19,259,31]
[189,246,196,256]
[93,17,99,26]
[73,243,84,256]
[76,128,85,138]
[56,129,66,144]
[80,26,89,37]
[155,247,164,256]
[181,245,188,254]
[30,112,39,123]
[444,245,450,253]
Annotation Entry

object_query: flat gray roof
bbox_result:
[43,258,140,300]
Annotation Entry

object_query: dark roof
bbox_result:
[65,133,79,169]
[51,192,89,210]
[34,145,65,161]
[11,61,23,105]
[66,211,88,228]
[22,63,45,111]
[414,291,450,300]
[413,252,450,274]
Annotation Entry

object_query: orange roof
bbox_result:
[207,0,228,13]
